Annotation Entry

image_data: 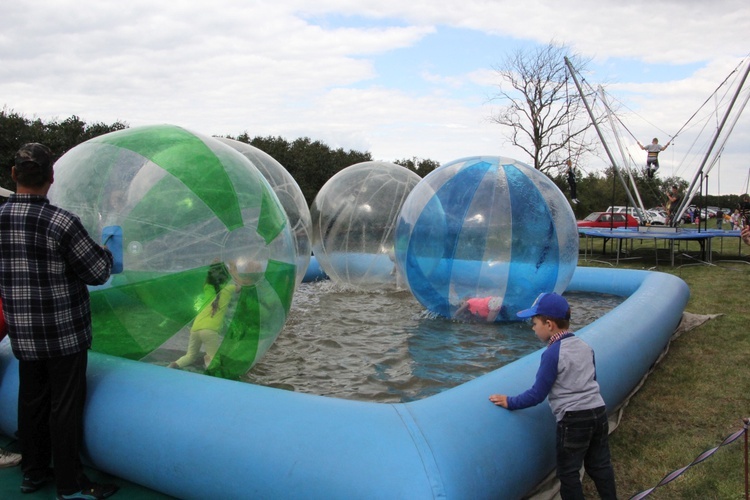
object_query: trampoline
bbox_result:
[578,227,744,266]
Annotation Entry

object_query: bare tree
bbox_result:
[490,42,595,174]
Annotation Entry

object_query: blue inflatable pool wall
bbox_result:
[0,266,689,499]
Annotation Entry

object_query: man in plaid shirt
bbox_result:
[0,143,118,499]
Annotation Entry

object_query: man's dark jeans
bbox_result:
[556,405,617,499]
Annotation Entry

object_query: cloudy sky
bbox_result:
[2,0,749,195]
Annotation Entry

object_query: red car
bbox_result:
[577,212,640,229]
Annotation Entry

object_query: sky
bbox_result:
[2,0,749,196]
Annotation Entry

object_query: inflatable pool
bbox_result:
[0,266,689,499]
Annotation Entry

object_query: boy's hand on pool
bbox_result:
[489,394,508,408]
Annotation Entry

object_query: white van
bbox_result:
[605,206,644,222]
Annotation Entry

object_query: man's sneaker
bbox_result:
[21,468,54,493]
[0,448,22,468]
[57,482,119,500]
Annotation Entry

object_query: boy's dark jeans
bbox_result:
[556,405,617,500]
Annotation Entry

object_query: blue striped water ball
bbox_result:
[394,156,578,321]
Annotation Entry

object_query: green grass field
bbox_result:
[579,233,749,499]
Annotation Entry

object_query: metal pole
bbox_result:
[564,57,640,219]
[702,88,750,178]
[599,86,649,223]
[674,59,750,226]
[744,417,748,500]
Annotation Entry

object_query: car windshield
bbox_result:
[583,213,600,221]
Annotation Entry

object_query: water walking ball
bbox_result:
[48,125,297,378]
[216,137,312,288]
[394,156,578,321]
[310,161,422,291]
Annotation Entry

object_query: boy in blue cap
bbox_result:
[489,292,616,499]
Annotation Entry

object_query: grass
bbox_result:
[578,232,750,499]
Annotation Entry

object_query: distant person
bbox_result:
[732,209,741,230]
[715,208,724,230]
[489,293,616,499]
[455,296,504,322]
[638,138,671,179]
[738,194,750,227]
[566,160,579,204]
[666,185,681,225]
[0,143,118,499]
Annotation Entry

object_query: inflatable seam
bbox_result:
[392,404,447,499]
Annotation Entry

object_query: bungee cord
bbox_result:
[567,54,749,193]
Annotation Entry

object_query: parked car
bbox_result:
[703,208,717,219]
[577,212,640,229]
[605,206,645,222]
[645,209,666,225]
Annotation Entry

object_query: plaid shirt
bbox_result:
[0,194,113,360]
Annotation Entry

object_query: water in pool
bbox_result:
[241,280,624,403]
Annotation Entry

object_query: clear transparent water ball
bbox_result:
[215,138,312,288]
[310,161,421,291]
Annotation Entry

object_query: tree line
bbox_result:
[0,108,740,212]
[0,109,127,191]
[549,166,745,220]
[229,132,440,204]
[0,108,439,206]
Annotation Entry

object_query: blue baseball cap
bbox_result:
[516,292,570,320]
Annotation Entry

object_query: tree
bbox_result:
[490,42,596,174]
[231,134,372,205]
[288,137,371,204]
[548,165,698,221]
[0,108,127,192]
[394,157,440,177]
